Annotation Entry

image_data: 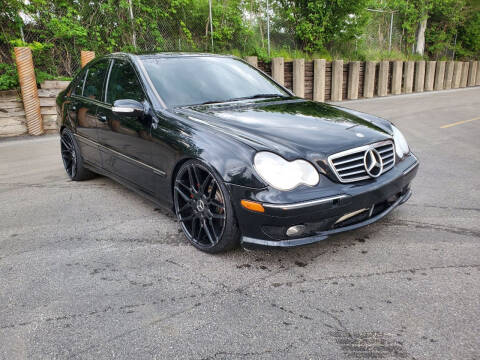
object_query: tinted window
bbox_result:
[83,60,109,101]
[143,57,288,107]
[106,60,144,104]
[72,69,87,96]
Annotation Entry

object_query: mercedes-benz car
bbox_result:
[57,53,419,253]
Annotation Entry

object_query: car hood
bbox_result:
[175,98,393,160]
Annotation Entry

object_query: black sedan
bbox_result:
[57,53,419,253]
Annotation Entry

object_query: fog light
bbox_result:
[286,225,306,237]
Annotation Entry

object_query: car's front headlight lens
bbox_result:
[392,126,409,159]
[253,152,319,191]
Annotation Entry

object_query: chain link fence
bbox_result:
[1,0,295,81]
[0,1,459,86]
[364,9,404,53]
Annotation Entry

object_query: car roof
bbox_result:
[108,52,235,60]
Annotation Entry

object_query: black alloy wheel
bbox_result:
[174,160,239,252]
[60,129,96,181]
[61,130,78,179]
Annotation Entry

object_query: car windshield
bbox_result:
[142,56,289,107]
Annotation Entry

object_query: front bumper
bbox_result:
[227,153,419,248]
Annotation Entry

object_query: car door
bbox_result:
[96,59,155,194]
[69,59,110,167]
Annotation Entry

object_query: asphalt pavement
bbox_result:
[1,87,479,359]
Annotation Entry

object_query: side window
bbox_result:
[83,60,110,101]
[72,69,87,96]
[106,60,144,104]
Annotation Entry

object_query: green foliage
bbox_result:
[0,63,19,91]
[457,11,480,58]
[424,0,466,59]
[0,0,479,90]
[272,0,370,54]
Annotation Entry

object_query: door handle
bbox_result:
[98,115,107,122]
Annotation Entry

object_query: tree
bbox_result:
[273,0,370,53]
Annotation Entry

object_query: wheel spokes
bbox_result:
[211,213,225,220]
[192,166,201,190]
[209,199,225,210]
[202,219,215,244]
[174,163,226,248]
[174,185,192,203]
[199,174,212,194]
[61,137,71,150]
[61,133,76,177]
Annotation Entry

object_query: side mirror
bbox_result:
[112,99,144,117]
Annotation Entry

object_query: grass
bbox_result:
[223,45,429,63]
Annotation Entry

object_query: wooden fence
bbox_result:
[1,50,480,138]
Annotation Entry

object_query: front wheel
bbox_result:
[173,160,240,253]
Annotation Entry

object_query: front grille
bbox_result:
[328,140,395,183]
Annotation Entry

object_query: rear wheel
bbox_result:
[173,160,240,253]
[60,129,96,181]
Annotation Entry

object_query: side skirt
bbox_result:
[84,160,175,215]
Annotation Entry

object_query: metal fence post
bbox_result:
[14,47,44,136]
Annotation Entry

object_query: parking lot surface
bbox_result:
[1,88,479,359]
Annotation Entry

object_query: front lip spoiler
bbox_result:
[241,189,412,248]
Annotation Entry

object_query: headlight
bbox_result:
[253,152,319,191]
[392,126,409,159]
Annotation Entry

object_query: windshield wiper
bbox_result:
[194,93,288,106]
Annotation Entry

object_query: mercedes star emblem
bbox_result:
[364,148,383,178]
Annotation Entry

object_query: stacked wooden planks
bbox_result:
[0,90,27,137]
[38,81,70,134]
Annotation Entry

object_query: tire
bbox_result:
[60,128,96,181]
[173,159,240,253]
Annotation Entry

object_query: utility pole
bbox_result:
[209,0,214,52]
[18,11,25,42]
[266,0,270,56]
[128,0,137,51]
[452,32,457,60]
[389,12,394,52]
